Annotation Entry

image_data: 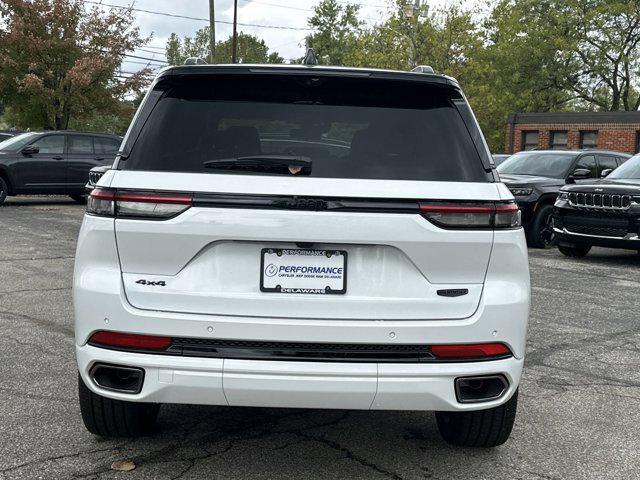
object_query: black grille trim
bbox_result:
[562,214,630,238]
[168,338,437,362]
[88,171,105,186]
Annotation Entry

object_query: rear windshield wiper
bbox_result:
[204,155,312,175]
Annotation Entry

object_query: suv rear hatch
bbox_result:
[107,67,506,320]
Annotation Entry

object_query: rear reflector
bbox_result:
[87,189,192,219]
[89,331,172,351]
[419,201,521,229]
[431,343,511,359]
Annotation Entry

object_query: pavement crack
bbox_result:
[0,286,70,296]
[0,309,73,337]
[0,255,74,263]
[295,431,406,480]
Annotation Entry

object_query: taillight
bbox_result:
[87,188,192,219]
[89,331,172,351]
[419,201,521,229]
[431,343,511,360]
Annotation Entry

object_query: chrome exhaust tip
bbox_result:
[454,375,508,403]
[90,363,144,394]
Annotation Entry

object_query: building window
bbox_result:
[580,131,598,149]
[636,131,640,153]
[521,131,539,151]
[550,131,568,149]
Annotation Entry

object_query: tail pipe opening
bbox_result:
[90,363,144,394]
[454,375,509,403]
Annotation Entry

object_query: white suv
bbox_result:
[74,64,529,447]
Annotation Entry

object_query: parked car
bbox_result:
[85,165,111,194]
[74,63,530,447]
[492,153,511,166]
[497,149,630,247]
[553,152,640,257]
[0,131,121,204]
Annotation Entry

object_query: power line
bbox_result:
[83,0,314,31]
[238,0,312,12]
[122,53,168,63]
[118,70,156,75]
[137,45,166,52]
[135,47,167,57]
[122,59,166,66]
[335,0,390,8]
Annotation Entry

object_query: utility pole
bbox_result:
[208,0,216,63]
[401,0,427,69]
[231,0,238,63]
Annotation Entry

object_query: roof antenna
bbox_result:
[302,48,318,66]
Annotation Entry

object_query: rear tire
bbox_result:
[69,194,87,204]
[528,205,555,248]
[0,176,7,205]
[78,374,159,438]
[558,244,591,258]
[435,389,518,447]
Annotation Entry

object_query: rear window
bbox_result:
[121,75,489,182]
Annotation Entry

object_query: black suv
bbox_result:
[497,149,630,247]
[554,152,640,257]
[0,131,121,204]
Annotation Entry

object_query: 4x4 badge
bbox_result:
[136,279,166,286]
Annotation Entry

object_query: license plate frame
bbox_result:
[260,248,347,295]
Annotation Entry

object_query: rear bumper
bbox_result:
[73,215,530,411]
[76,344,522,411]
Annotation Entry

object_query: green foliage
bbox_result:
[0,0,151,131]
[165,29,283,65]
[306,0,640,152]
[68,103,134,135]
[305,0,363,66]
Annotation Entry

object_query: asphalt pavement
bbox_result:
[1,196,639,480]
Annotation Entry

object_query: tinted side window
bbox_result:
[68,135,94,154]
[597,155,616,176]
[95,137,120,155]
[31,135,64,154]
[574,155,597,178]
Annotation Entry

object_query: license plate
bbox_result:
[260,248,347,294]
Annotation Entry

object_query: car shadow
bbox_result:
[555,246,640,267]
[2,195,79,207]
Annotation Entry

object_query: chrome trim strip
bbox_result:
[554,227,639,241]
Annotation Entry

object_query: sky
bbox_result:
[85,0,447,77]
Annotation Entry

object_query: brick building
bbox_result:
[504,111,640,155]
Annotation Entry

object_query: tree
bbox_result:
[306,0,362,66]
[559,0,640,111]
[0,0,152,130]
[166,29,283,65]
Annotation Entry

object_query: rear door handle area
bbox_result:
[52,155,64,160]
[94,157,104,161]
